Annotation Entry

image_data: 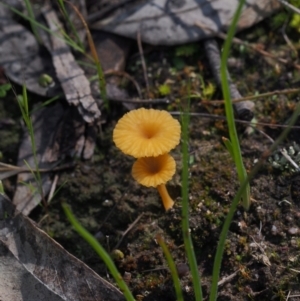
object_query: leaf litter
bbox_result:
[0,0,300,300]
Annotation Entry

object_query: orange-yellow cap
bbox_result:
[131,153,176,187]
[113,108,181,158]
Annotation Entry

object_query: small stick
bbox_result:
[47,174,59,204]
[199,88,300,105]
[195,21,300,70]
[281,17,298,57]
[169,111,300,129]
[277,0,300,14]
[280,148,300,172]
[217,270,239,286]
[249,125,300,172]
[137,30,150,98]
[108,97,169,104]
[0,163,74,180]
[288,294,300,299]
[113,213,144,250]
[0,162,74,173]
[203,38,254,121]
[104,69,142,98]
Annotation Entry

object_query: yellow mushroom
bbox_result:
[132,154,176,211]
[113,108,181,158]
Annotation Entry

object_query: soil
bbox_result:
[1,13,300,301]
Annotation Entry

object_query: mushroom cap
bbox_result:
[113,108,181,158]
[132,153,176,187]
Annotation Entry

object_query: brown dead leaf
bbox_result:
[40,3,101,124]
[12,103,95,215]
[0,194,125,301]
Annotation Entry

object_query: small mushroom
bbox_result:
[132,153,176,210]
[113,108,181,158]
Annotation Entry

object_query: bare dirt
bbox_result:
[1,14,300,301]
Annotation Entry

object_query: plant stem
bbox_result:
[24,0,41,43]
[62,203,135,301]
[209,104,300,301]
[181,103,203,301]
[157,235,184,301]
[220,0,250,210]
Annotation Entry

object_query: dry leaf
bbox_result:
[0,2,60,97]
[92,0,281,45]
[0,194,125,301]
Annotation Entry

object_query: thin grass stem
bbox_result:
[157,235,184,301]
[17,85,43,200]
[0,180,4,194]
[65,1,108,110]
[23,0,41,43]
[181,100,203,301]
[1,3,84,53]
[57,0,84,50]
[209,102,300,301]
[220,0,250,210]
[62,203,135,301]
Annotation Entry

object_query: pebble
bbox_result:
[271,225,277,235]
[288,227,299,235]
[177,263,189,277]
[102,199,114,207]
[94,231,105,241]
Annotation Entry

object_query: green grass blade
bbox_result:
[220,0,250,210]
[57,0,84,50]
[181,101,203,301]
[62,203,135,301]
[23,0,41,43]
[222,137,234,159]
[209,103,300,301]
[157,235,184,301]
[0,180,4,194]
[1,2,84,53]
[95,61,108,110]
[17,85,43,199]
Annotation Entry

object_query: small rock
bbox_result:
[102,199,114,207]
[94,231,105,241]
[288,227,299,235]
[177,263,189,277]
[271,225,277,235]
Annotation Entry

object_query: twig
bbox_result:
[0,162,74,180]
[280,148,300,172]
[281,15,298,57]
[169,111,300,129]
[113,213,144,250]
[254,130,300,171]
[204,38,254,121]
[137,30,150,98]
[199,88,300,105]
[0,162,74,173]
[195,21,300,70]
[254,128,275,144]
[48,174,59,204]
[217,270,239,286]
[104,69,142,98]
[287,294,300,299]
[108,97,169,104]
[277,0,300,15]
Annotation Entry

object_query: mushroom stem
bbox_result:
[157,184,174,211]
